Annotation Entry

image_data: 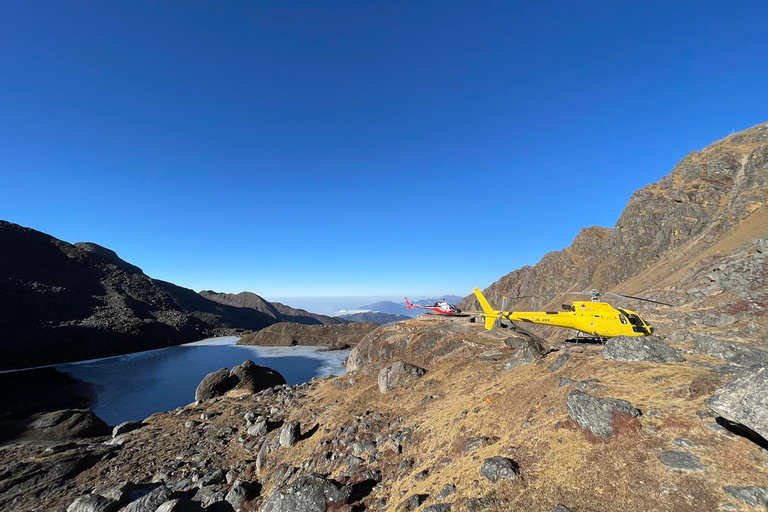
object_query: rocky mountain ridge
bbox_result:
[460,123,768,345]
[0,221,345,370]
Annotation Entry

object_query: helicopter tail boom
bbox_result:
[473,288,501,330]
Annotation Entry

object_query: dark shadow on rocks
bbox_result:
[266,419,284,432]
[348,478,378,503]
[298,423,319,442]
[716,417,768,450]
[563,337,604,346]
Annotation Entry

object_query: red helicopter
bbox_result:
[405,297,462,315]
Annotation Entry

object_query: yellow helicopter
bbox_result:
[473,288,670,339]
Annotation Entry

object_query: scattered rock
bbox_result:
[549,353,570,372]
[502,339,541,370]
[462,436,499,453]
[225,479,258,510]
[94,481,134,504]
[378,361,427,393]
[155,499,203,512]
[123,486,173,512]
[479,456,519,483]
[396,494,429,512]
[247,416,268,437]
[112,421,144,438]
[558,378,576,387]
[723,486,768,508]
[672,438,700,449]
[693,335,768,366]
[435,484,456,501]
[603,336,684,363]
[465,497,503,511]
[552,505,574,512]
[67,494,119,512]
[706,366,768,443]
[658,451,705,472]
[565,390,640,437]
[423,504,453,512]
[279,421,300,448]
[260,475,351,512]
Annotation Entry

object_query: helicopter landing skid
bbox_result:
[564,332,606,345]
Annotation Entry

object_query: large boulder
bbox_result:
[231,360,287,393]
[378,361,427,393]
[706,366,768,442]
[195,369,234,401]
[26,409,110,440]
[260,474,351,512]
[602,336,684,363]
[693,335,768,366]
[502,339,542,370]
[67,494,119,512]
[565,390,641,437]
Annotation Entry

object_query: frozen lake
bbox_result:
[55,337,348,425]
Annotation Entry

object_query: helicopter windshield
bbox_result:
[618,309,649,334]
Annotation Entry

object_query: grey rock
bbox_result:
[479,456,519,483]
[565,390,640,437]
[26,409,110,440]
[247,416,268,437]
[123,486,173,512]
[435,484,457,501]
[723,486,768,508]
[396,494,428,512]
[67,494,119,512]
[658,451,705,472]
[112,421,143,438]
[194,485,226,507]
[502,339,541,370]
[423,505,452,512]
[260,474,351,512]
[552,506,574,512]
[693,335,768,366]
[230,360,287,394]
[94,481,134,504]
[672,438,700,449]
[462,436,499,453]
[279,421,300,448]
[465,498,502,511]
[200,469,226,486]
[378,361,427,393]
[549,352,570,372]
[226,479,258,510]
[707,366,768,443]
[155,499,204,512]
[558,378,576,387]
[195,369,234,401]
[603,336,684,363]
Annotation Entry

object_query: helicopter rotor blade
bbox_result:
[603,292,673,306]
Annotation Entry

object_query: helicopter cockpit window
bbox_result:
[619,314,628,324]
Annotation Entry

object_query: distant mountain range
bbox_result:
[339,312,411,324]
[357,295,464,318]
[0,221,345,370]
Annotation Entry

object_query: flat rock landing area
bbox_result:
[2,316,767,512]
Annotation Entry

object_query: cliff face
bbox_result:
[460,123,768,343]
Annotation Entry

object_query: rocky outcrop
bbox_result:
[706,366,768,442]
[377,361,426,393]
[339,312,412,324]
[459,123,768,345]
[480,457,519,482]
[565,390,641,437]
[196,362,286,401]
[260,474,351,512]
[602,336,684,363]
[237,322,377,349]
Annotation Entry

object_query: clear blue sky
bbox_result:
[2,1,767,299]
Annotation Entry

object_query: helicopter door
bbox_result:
[618,309,650,335]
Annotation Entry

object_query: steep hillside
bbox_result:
[461,123,768,344]
[237,321,378,349]
[199,291,346,326]
[0,222,330,370]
